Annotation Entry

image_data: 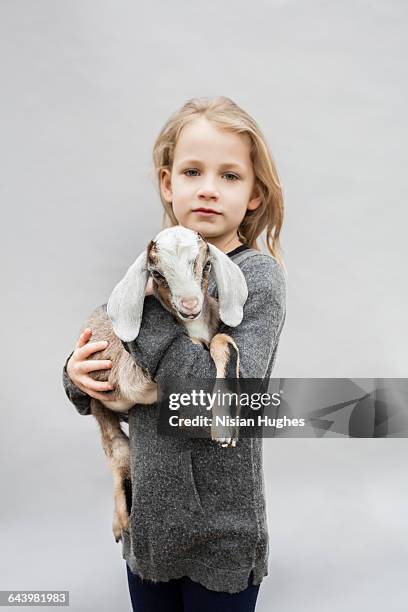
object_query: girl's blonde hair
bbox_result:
[152,96,284,263]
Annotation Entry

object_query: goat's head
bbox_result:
[107,226,248,342]
[146,227,211,322]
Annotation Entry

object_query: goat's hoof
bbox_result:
[112,517,129,543]
[113,530,122,543]
[112,514,122,543]
[112,504,129,543]
[216,436,237,448]
[211,423,239,448]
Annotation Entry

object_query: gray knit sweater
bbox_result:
[62,246,286,594]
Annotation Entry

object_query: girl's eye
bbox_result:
[183,169,239,181]
[203,261,212,272]
[151,270,165,281]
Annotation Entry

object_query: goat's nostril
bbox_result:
[181,297,199,311]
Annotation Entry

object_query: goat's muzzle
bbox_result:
[177,296,201,320]
[178,309,201,320]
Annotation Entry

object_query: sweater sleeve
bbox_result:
[123,254,286,384]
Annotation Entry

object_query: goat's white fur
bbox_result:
[207,243,247,327]
[106,251,149,342]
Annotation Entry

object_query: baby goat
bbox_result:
[78,226,248,541]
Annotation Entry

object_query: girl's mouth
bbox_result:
[193,207,222,216]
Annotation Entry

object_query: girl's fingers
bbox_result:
[78,340,109,359]
[80,359,113,373]
[76,328,92,349]
[71,331,115,397]
[80,377,115,392]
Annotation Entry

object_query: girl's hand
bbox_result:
[66,328,115,400]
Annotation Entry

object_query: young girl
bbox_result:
[63,96,286,612]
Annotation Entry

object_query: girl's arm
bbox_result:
[124,254,286,384]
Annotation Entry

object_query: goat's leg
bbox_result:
[111,467,132,542]
[90,399,131,542]
[208,333,241,448]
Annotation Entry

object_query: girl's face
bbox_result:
[160,117,261,250]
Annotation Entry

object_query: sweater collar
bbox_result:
[225,244,250,259]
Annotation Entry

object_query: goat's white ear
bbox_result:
[208,244,248,327]
[107,251,149,342]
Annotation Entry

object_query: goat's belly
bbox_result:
[100,398,137,412]
[121,381,158,406]
[100,383,158,412]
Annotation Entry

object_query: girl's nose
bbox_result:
[198,186,220,200]
[181,297,199,311]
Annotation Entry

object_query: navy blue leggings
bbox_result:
[126,563,260,612]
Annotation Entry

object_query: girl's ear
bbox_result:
[247,196,262,211]
[247,196,262,210]
[160,168,173,203]
[247,182,262,211]
[208,244,248,327]
[107,251,149,342]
